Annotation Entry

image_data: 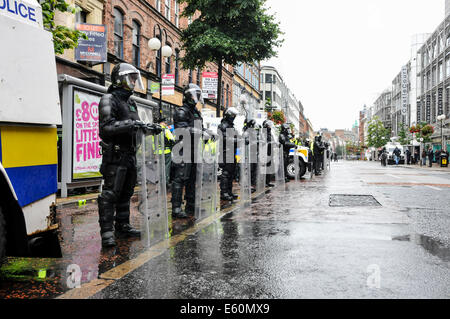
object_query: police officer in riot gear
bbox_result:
[98,63,162,248]
[312,135,325,175]
[218,107,240,201]
[243,119,258,192]
[279,123,297,182]
[262,120,275,187]
[171,83,208,219]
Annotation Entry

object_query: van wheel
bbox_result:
[0,206,6,265]
[286,159,307,179]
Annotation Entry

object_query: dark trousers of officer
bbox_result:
[283,152,290,178]
[250,162,257,186]
[98,151,137,234]
[165,153,171,184]
[313,154,321,174]
[171,162,197,213]
[220,162,236,196]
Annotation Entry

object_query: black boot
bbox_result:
[185,203,196,218]
[221,193,233,201]
[172,207,189,219]
[98,195,116,247]
[101,231,116,248]
[115,202,141,238]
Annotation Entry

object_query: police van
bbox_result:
[0,0,62,263]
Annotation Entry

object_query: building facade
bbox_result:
[416,14,450,151]
[55,0,234,121]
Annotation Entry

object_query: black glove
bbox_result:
[145,123,163,135]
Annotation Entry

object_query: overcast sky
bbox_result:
[263,0,445,131]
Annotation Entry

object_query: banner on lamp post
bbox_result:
[162,74,175,96]
[150,81,160,94]
[401,66,408,116]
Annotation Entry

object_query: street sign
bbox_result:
[202,72,218,99]
[75,24,107,63]
[161,74,174,96]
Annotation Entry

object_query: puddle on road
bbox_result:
[392,234,450,262]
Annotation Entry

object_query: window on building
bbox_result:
[175,1,180,27]
[165,44,171,74]
[156,0,161,12]
[265,91,272,101]
[439,62,443,82]
[175,50,180,85]
[189,69,193,83]
[446,58,450,78]
[188,15,192,25]
[75,6,87,24]
[132,21,141,67]
[265,74,272,83]
[432,67,436,86]
[113,8,124,59]
[226,84,229,107]
[165,0,171,20]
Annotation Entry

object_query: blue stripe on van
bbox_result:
[5,164,57,207]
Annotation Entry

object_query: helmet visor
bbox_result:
[187,87,205,105]
[119,69,144,91]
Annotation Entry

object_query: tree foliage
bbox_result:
[179,0,283,69]
[397,123,411,146]
[41,0,88,54]
[366,116,390,149]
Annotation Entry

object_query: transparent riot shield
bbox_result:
[252,130,265,195]
[293,148,300,181]
[239,136,252,208]
[323,149,331,173]
[195,137,219,221]
[137,132,169,248]
[274,143,286,185]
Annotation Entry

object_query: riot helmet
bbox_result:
[263,120,274,129]
[223,107,239,122]
[183,83,204,107]
[111,63,144,92]
[281,123,291,133]
[245,119,256,128]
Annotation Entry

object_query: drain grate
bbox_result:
[329,194,381,207]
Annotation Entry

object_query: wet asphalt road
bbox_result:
[91,161,450,299]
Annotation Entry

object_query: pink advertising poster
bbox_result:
[72,90,102,179]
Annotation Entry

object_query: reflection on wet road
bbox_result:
[1,161,450,298]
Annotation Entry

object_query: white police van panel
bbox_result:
[1,0,61,236]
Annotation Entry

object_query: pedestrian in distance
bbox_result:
[428,147,434,168]
[380,147,387,167]
[414,148,420,165]
[393,146,401,166]
[97,63,163,247]
[405,148,411,165]
[422,149,427,166]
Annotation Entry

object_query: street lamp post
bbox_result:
[437,114,446,151]
[148,26,173,119]
[419,137,424,166]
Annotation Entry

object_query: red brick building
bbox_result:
[103,0,234,118]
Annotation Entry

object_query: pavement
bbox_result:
[1,161,450,299]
